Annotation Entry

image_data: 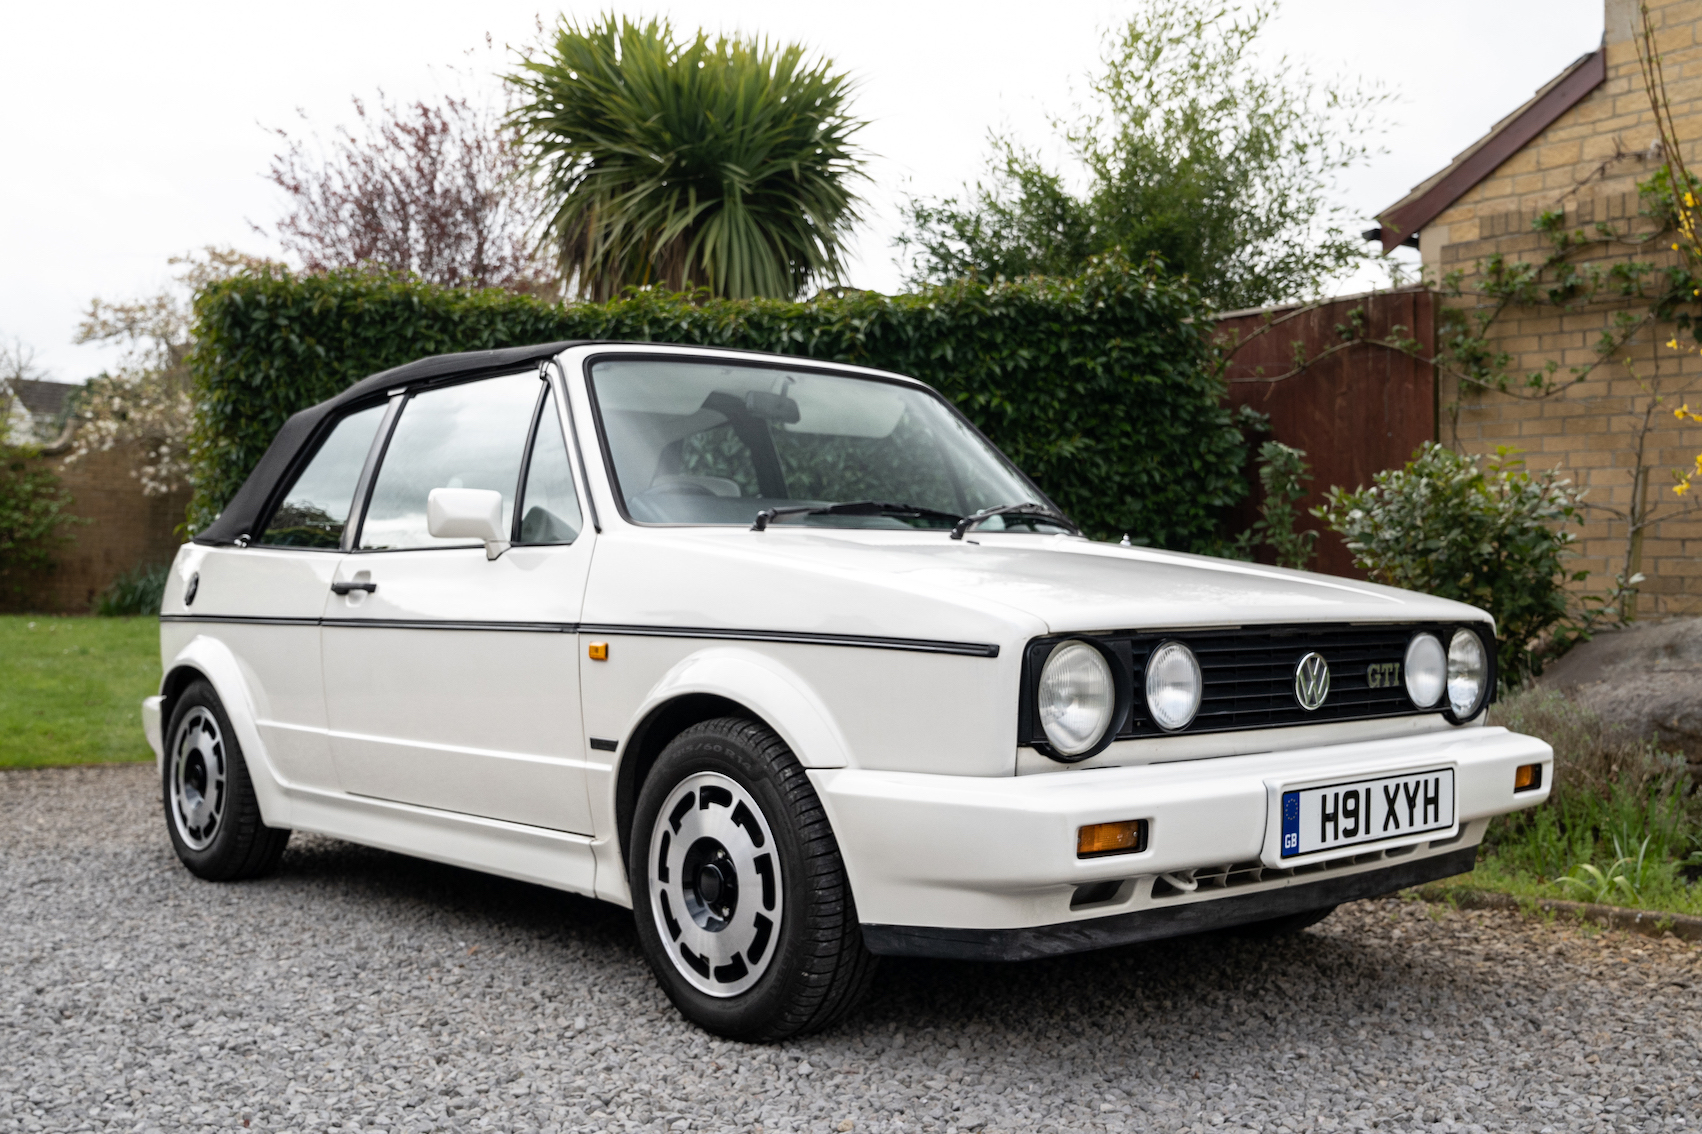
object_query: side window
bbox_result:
[256,404,385,549]
[517,389,584,544]
[359,372,539,550]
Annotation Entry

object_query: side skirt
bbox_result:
[860,845,1478,962]
[282,785,601,899]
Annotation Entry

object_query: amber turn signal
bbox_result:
[1077,819,1148,858]
[1514,763,1543,792]
[588,642,609,661]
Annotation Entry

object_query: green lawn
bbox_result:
[0,616,160,767]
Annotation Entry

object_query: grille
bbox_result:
[1021,622,1491,746]
[1149,842,1421,899]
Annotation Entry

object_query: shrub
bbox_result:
[188,254,1250,548]
[93,562,171,617]
[1314,443,1580,684]
[1481,687,1699,907]
[0,445,76,606]
[1231,440,1318,570]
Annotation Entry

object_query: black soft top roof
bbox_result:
[194,341,583,546]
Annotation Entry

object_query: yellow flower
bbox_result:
[1669,339,1681,349]
[1678,481,1692,496]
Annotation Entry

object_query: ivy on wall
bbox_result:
[188,254,1251,550]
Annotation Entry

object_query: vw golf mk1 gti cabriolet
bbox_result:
[146,341,1553,1040]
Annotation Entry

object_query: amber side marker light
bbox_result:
[1514,763,1543,792]
[1077,819,1149,858]
[588,642,609,661]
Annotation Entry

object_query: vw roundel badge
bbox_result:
[1294,651,1330,711]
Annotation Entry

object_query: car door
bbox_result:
[188,401,389,792]
[320,367,597,833]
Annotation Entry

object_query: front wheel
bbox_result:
[162,680,291,881]
[628,717,876,1041]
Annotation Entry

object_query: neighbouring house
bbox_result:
[1372,0,1702,618]
[1,377,189,612]
[3,377,76,446]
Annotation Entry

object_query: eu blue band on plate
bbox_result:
[1281,791,1301,856]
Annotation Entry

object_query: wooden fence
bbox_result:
[1215,287,1438,578]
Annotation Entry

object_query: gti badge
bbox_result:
[1294,652,1330,711]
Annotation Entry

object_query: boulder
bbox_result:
[1539,617,1702,770]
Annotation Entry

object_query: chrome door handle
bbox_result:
[330,580,377,595]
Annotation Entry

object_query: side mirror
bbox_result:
[427,488,510,560]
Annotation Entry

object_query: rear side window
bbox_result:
[256,404,385,549]
[359,372,539,550]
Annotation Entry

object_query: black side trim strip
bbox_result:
[577,623,1000,658]
[160,614,999,657]
[159,614,321,627]
[860,845,1478,962]
[325,618,575,633]
[588,737,619,752]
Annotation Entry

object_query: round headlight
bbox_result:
[1447,628,1488,718]
[1403,633,1446,708]
[1145,641,1202,732]
[1038,641,1115,756]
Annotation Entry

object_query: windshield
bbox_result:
[588,358,1049,529]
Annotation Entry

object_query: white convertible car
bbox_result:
[146,342,1552,1039]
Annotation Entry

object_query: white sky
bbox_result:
[1,0,1604,382]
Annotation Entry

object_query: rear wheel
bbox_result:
[163,680,290,881]
[628,717,876,1040]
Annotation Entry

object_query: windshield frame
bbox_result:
[578,349,1066,531]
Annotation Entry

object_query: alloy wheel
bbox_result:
[647,770,784,997]
[169,706,227,851]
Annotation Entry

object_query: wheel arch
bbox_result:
[158,661,209,739]
[157,636,292,829]
[614,692,751,866]
[606,647,854,869]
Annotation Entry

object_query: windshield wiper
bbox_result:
[949,502,1081,541]
[751,500,963,532]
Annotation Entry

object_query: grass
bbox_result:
[1462,686,1702,917]
[0,615,160,767]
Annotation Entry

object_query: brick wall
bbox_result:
[5,443,190,614]
[1419,0,1702,618]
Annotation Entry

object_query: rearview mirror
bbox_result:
[426,488,510,560]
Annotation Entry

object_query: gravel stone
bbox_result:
[3,765,1700,1133]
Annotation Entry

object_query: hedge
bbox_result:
[187,255,1250,548]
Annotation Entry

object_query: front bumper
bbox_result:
[810,725,1550,952]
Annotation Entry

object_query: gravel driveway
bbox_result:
[2,765,1698,1134]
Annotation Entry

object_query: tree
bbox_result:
[265,93,550,292]
[896,1,1385,310]
[506,16,866,301]
[0,443,76,605]
[0,336,75,602]
[69,249,268,498]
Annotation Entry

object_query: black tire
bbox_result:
[1224,903,1337,939]
[628,717,877,1041]
[162,680,291,881]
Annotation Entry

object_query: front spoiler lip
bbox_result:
[859,844,1477,962]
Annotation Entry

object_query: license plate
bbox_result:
[1279,768,1455,858]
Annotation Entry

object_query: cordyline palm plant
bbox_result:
[506,16,866,301]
